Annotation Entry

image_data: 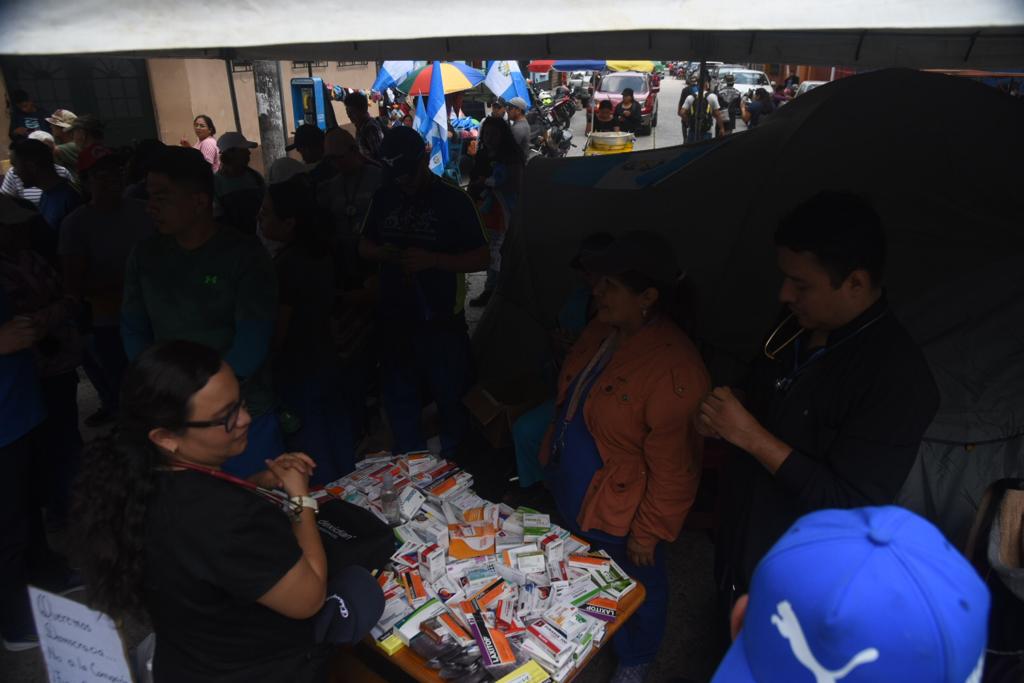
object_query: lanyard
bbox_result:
[165,460,299,516]
[555,331,619,460]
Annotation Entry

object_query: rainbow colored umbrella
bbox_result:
[398,62,485,96]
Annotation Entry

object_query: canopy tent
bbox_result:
[1,1,1022,68]
[527,60,656,73]
[473,69,1024,544]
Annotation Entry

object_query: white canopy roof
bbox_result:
[1,0,1022,68]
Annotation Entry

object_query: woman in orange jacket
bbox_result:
[539,230,709,683]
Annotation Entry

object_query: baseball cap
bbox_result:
[581,230,679,287]
[712,506,990,683]
[217,132,259,152]
[78,144,121,174]
[379,126,426,180]
[313,565,385,644]
[508,97,529,112]
[285,123,325,151]
[267,157,307,185]
[45,109,77,129]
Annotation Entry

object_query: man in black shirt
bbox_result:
[699,191,940,595]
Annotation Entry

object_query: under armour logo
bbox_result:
[326,594,349,618]
[771,601,879,683]
[203,275,218,285]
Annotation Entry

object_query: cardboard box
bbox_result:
[463,381,549,448]
[496,660,551,683]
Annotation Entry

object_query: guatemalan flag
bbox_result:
[425,62,449,176]
[372,61,416,92]
[484,61,532,107]
[413,95,429,137]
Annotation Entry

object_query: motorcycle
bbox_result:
[548,91,576,130]
[529,120,574,158]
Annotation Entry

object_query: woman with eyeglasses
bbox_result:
[72,340,336,682]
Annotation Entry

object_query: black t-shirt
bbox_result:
[144,470,329,683]
[614,101,643,133]
[593,115,618,132]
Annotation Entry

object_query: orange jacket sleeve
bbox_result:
[629,364,705,546]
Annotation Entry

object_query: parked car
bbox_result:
[590,71,659,135]
[795,80,828,96]
[714,68,773,94]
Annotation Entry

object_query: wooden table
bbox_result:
[358,582,646,683]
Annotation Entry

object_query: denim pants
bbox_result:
[589,538,669,667]
[379,320,473,457]
[80,325,128,412]
[279,369,356,487]
[38,372,82,524]
[512,399,554,488]
[484,230,506,293]
[0,434,37,636]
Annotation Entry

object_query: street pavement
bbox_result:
[565,75,741,158]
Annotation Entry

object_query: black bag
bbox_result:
[316,498,395,577]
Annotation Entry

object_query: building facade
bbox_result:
[2,56,377,173]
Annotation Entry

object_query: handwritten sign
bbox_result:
[29,586,133,683]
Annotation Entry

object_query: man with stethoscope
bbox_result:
[698,191,940,605]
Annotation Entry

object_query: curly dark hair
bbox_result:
[70,340,222,620]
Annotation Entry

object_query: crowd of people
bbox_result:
[1,85,1019,683]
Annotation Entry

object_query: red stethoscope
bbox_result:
[166,460,302,517]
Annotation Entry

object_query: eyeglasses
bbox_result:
[184,399,246,433]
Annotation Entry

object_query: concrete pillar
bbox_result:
[253,60,286,170]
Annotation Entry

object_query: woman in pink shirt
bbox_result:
[180,115,220,172]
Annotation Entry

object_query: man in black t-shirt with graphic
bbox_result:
[359,127,489,457]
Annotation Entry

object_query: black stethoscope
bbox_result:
[766,310,889,393]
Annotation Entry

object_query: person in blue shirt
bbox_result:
[7,90,51,142]
[511,232,615,491]
[0,266,47,651]
[9,138,83,261]
[359,127,489,457]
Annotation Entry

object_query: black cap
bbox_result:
[313,565,385,645]
[379,126,426,180]
[582,230,680,286]
[286,124,325,151]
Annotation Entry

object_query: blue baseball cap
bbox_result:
[712,506,990,683]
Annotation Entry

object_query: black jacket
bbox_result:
[719,296,940,590]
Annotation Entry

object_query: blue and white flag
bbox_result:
[425,62,449,176]
[372,61,415,92]
[484,60,532,107]
[413,95,429,138]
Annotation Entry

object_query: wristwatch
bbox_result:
[288,495,319,520]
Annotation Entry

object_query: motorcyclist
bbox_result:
[716,73,742,135]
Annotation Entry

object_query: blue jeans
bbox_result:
[512,399,554,488]
[80,325,128,412]
[484,229,506,293]
[38,372,82,524]
[279,369,355,486]
[588,538,669,667]
[223,410,285,478]
[379,320,473,457]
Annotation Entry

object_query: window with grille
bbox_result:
[292,61,328,70]
[336,61,369,68]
